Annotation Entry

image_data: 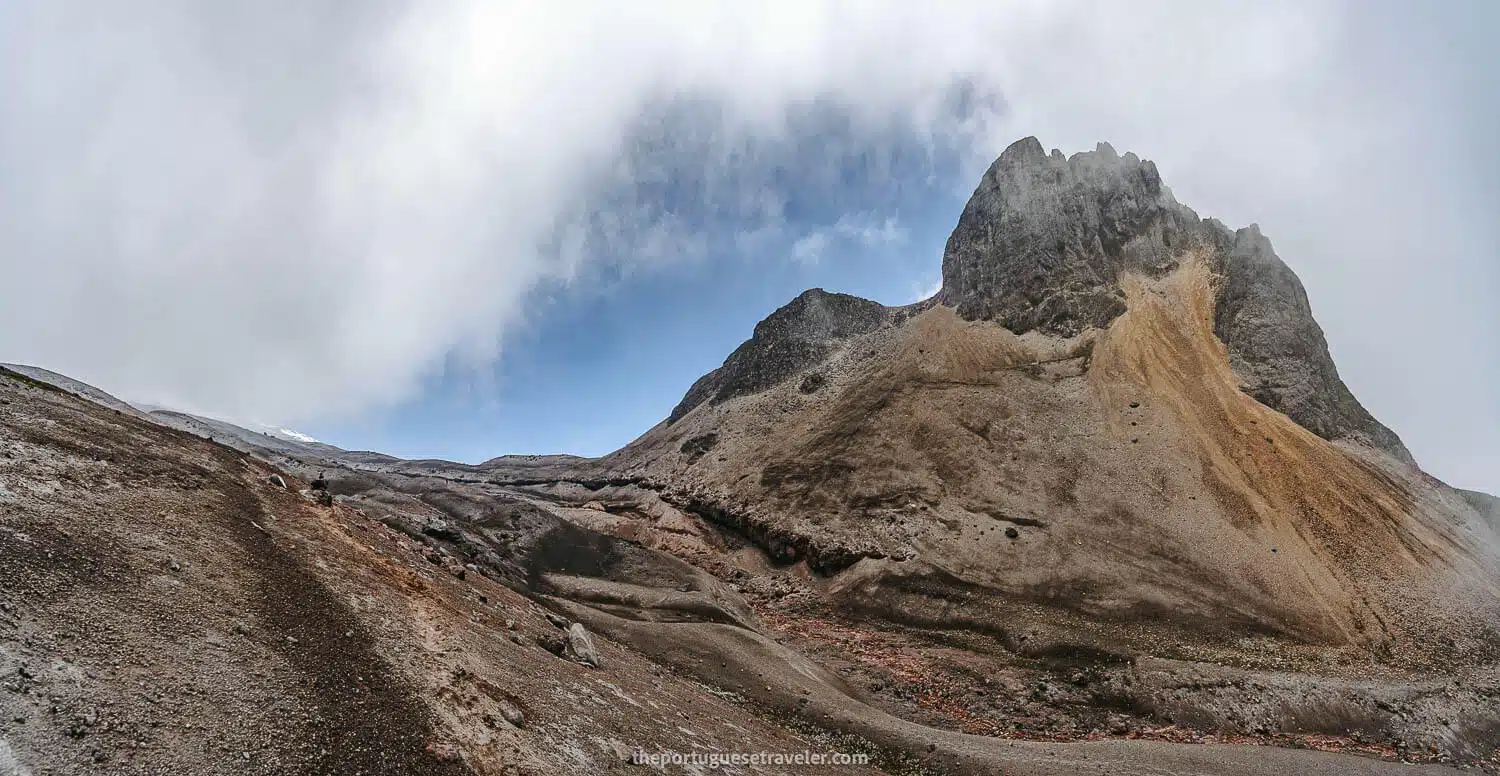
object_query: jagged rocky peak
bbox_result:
[938,136,1410,460]
[938,136,1209,335]
[668,288,889,422]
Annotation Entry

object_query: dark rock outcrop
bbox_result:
[667,289,888,422]
[939,137,1199,335]
[678,432,719,464]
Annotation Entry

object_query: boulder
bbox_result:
[567,623,600,667]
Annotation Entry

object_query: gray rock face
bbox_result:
[938,136,1411,461]
[566,622,601,667]
[939,137,1202,336]
[667,289,889,422]
[1213,225,1412,461]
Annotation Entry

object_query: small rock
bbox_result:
[537,633,566,656]
[545,612,569,629]
[499,702,525,729]
[567,623,601,667]
[422,519,462,542]
[1004,527,1019,539]
[267,475,287,489]
[425,741,461,762]
[799,373,826,394]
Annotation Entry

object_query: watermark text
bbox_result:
[631,749,870,768]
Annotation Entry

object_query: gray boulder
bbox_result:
[566,622,600,667]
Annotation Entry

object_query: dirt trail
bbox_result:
[208,448,468,775]
[565,603,1463,776]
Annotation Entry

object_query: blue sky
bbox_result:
[305,109,971,460]
[310,221,940,460]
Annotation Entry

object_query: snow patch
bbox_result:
[275,428,319,444]
[248,422,320,444]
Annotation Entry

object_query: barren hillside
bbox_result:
[4,138,1499,775]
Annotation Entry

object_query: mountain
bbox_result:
[576,138,1498,657]
[4,139,1499,775]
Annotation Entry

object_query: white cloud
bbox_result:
[908,277,944,305]
[0,1,1494,491]
[791,213,907,265]
[833,214,908,248]
[791,232,831,266]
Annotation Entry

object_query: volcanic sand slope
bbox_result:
[1088,255,1500,653]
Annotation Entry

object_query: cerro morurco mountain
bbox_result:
[3,138,1498,776]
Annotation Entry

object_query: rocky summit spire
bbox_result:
[939,137,1411,461]
[939,137,1199,334]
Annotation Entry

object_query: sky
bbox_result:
[0,1,1496,494]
